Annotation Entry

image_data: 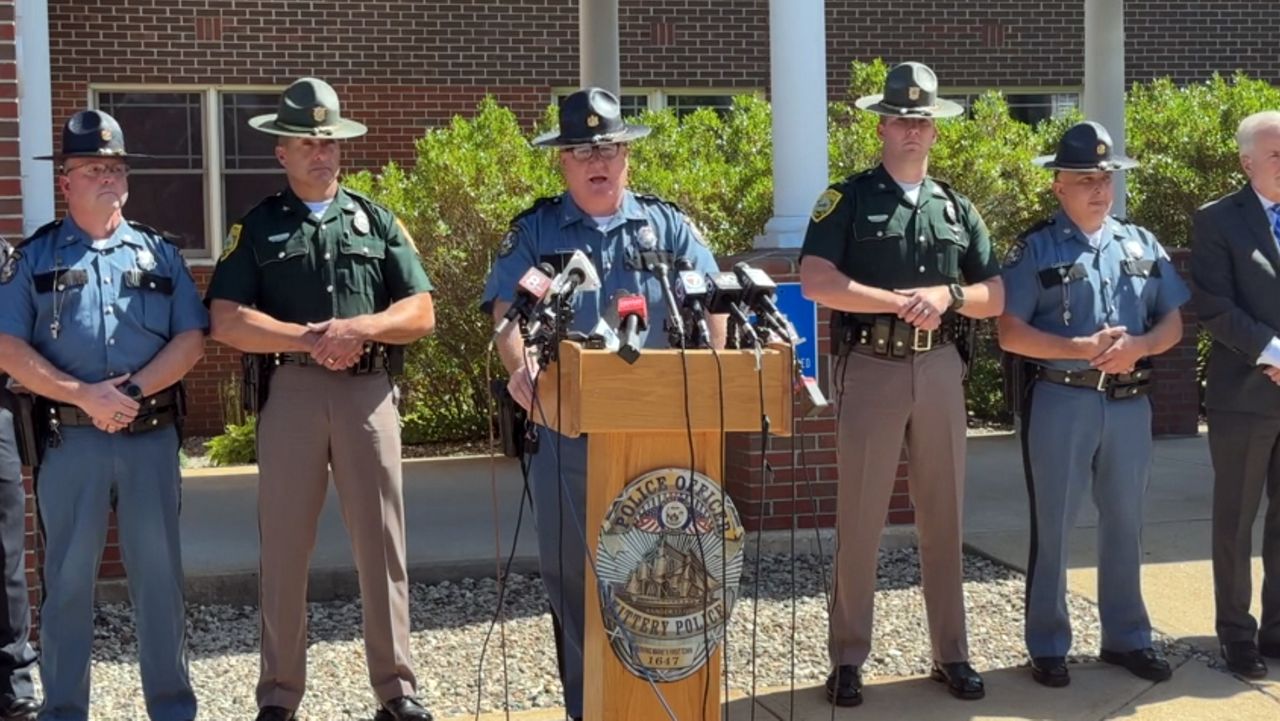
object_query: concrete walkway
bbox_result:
[171,433,1280,720]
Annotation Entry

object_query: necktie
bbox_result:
[1271,204,1280,244]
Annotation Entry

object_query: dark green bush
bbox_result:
[208,416,257,466]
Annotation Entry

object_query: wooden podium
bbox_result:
[533,342,793,721]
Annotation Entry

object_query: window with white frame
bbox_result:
[554,89,756,119]
[93,88,286,261]
[944,90,1080,126]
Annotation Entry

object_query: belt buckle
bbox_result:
[911,327,934,352]
[1096,372,1108,392]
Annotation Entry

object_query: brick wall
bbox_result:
[1151,248,1199,436]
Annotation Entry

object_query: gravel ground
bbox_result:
[33,548,1198,720]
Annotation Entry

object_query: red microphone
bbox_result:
[493,263,555,337]
[616,293,648,364]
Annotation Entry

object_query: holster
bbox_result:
[831,311,853,358]
[1001,351,1032,416]
[241,354,273,415]
[386,345,406,375]
[0,381,42,469]
[173,382,189,442]
[954,316,977,381]
[490,378,537,458]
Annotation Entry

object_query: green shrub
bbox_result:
[207,416,257,466]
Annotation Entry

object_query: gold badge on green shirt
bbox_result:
[811,189,842,223]
[220,223,242,261]
[354,210,371,235]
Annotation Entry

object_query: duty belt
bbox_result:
[271,345,392,375]
[847,314,956,359]
[1034,364,1154,400]
[42,387,181,435]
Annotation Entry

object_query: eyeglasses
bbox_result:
[64,162,130,180]
[562,143,623,162]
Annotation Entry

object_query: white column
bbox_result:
[579,0,620,95]
[1084,0,1127,216]
[16,0,54,236]
[759,0,828,249]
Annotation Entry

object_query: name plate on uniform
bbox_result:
[596,467,744,681]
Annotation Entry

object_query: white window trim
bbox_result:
[550,87,762,113]
[89,83,284,266]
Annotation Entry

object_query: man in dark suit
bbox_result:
[1191,109,1280,679]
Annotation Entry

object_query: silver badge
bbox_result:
[596,467,744,682]
[1124,240,1145,259]
[354,210,371,235]
[267,233,290,243]
[944,201,958,224]
[136,249,156,271]
[637,224,658,251]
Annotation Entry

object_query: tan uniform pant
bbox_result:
[255,365,416,710]
[828,346,969,667]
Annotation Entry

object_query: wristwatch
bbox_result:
[122,383,144,400]
[948,283,966,311]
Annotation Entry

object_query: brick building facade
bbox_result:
[4,1,1259,592]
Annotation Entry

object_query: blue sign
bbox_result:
[774,283,818,376]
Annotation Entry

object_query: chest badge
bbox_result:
[353,210,371,236]
[637,224,658,250]
[944,201,958,224]
[136,249,156,272]
[1124,240,1145,259]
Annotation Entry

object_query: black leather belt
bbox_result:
[847,314,956,359]
[43,387,180,434]
[271,347,391,375]
[1034,364,1154,399]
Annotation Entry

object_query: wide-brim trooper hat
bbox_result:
[35,109,151,160]
[249,77,368,140]
[531,87,652,148]
[855,62,964,119]
[1034,121,1139,171]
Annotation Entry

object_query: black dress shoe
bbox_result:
[825,664,863,707]
[1222,641,1269,679]
[0,696,39,721]
[1100,647,1173,682]
[375,695,434,721]
[1030,656,1070,687]
[930,661,985,700]
[254,707,295,721]
[1259,640,1280,660]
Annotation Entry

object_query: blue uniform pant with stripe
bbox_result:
[36,427,195,721]
[1023,381,1154,658]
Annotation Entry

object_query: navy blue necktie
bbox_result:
[1271,204,1280,245]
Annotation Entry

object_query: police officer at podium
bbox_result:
[481,86,724,721]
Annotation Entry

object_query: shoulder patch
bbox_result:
[497,229,518,258]
[394,217,420,255]
[221,223,243,261]
[1002,239,1025,268]
[0,248,19,284]
[811,188,843,223]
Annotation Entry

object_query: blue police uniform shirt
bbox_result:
[481,190,719,348]
[0,217,209,382]
[1001,211,1190,371]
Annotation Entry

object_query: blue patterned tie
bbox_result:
[1272,204,1280,246]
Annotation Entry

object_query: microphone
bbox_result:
[705,271,759,348]
[640,250,685,343]
[673,257,712,348]
[525,250,603,338]
[492,263,555,338]
[733,262,797,342]
[616,293,648,364]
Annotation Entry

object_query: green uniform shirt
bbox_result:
[205,186,433,323]
[800,164,999,289]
